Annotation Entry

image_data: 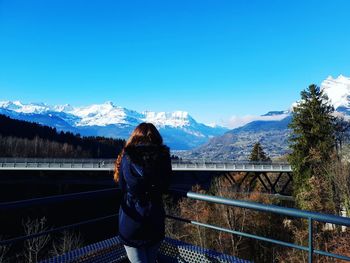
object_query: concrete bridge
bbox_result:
[0,158,293,194]
[0,158,292,172]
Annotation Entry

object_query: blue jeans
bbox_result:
[124,242,161,263]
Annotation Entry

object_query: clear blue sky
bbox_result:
[1,0,350,125]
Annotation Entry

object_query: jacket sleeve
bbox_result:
[118,156,127,193]
[161,152,172,193]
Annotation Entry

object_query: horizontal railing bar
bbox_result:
[166,214,191,224]
[167,215,350,261]
[0,158,116,163]
[187,192,350,226]
[314,249,350,261]
[2,188,349,227]
[0,157,288,164]
[0,187,187,210]
[1,213,188,247]
[0,188,119,210]
[0,213,118,246]
[0,167,113,171]
[165,214,306,251]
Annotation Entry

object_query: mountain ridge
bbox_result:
[1,75,350,154]
[181,75,350,160]
[0,100,228,150]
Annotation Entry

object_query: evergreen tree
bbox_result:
[249,142,270,162]
[288,84,336,212]
[0,114,125,158]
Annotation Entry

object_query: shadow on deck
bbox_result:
[40,236,250,263]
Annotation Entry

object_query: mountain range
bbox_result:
[1,75,349,157]
[0,101,227,150]
[182,75,350,160]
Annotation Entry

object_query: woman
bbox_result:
[114,123,172,263]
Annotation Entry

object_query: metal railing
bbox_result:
[181,192,350,262]
[0,158,292,172]
[0,158,287,164]
[1,188,349,262]
[0,188,119,246]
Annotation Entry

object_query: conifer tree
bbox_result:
[288,84,336,211]
[249,142,270,162]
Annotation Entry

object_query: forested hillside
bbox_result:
[0,114,125,158]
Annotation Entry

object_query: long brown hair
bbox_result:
[114,122,163,182]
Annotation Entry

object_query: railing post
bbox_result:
[308,217,313,263]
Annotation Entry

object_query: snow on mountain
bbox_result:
[0,101,52,114]
[69,102,129,126]
[3,75,350,152]
[185,74,350,160]
[0,100,228,150]
[53,104,74,112]
[0,100,208,129]
[321,74,350,110]
[290,75,350,115]
[143,111,192,128]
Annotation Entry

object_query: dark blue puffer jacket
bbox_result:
[118,144,172,247]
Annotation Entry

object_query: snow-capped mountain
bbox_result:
[0,100,228,150]
[0,101,51,114]
[255,74,350,119]
[256,75,350,117]
[182,74,350,160]
[2,75,350,155]
[321,75,350,115]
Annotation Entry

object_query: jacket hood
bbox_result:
[124,144,170,166]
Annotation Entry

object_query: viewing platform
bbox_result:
[0,158,292,172]
[1,188,350,262]
[40,236,249,263]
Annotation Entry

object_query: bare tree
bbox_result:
[211,176,246,256]
[22,217,50,263]
[329,154,350,217]
[179,185,210,248]
[163,195,187,241]
[334,117,350,153]
[51,230,84,256]
[0,236,10,263]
